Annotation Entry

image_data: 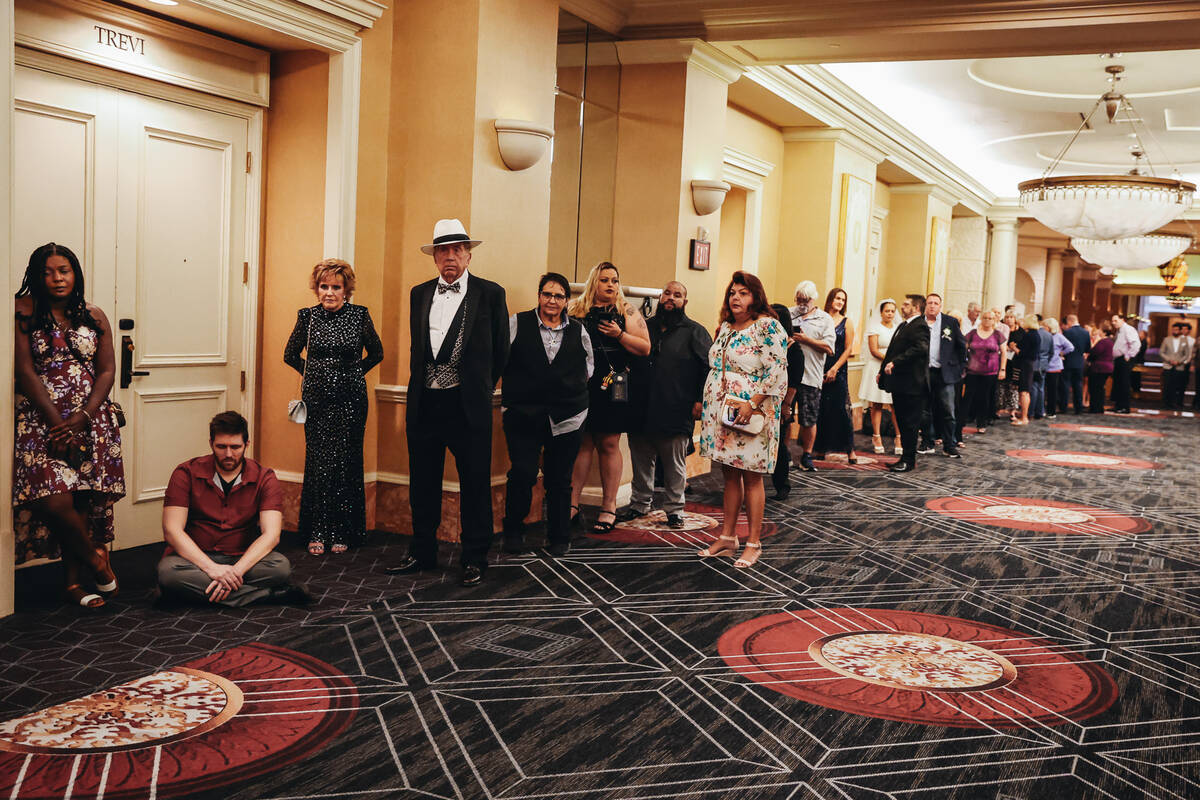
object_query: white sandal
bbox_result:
[734,541,762,569]
[698,535,739,558]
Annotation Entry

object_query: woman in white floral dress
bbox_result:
[697,271,788,569]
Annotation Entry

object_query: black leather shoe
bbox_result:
[799,453,817,472]
[544,540,571,557]
[944,449,962,459]
[615,506,646,523]
[773,485,791,501]
[665,512,686,528]
[888,461,915,472]
[385,555,435,575]
[460,565,484,587]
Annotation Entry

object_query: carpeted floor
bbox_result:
[1,407,1198,799]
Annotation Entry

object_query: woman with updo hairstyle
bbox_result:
[14,243,125,609]
[285,258,384,555]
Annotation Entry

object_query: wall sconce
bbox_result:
[691,179,731,216]
[494,119,554,171]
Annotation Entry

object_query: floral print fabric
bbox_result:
[699,317,788,473]
[13,325,125,563]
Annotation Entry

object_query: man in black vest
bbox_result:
[880,298,930,472]
[618,281,712,527]
[386,219,509,587]
[500,272,592,556]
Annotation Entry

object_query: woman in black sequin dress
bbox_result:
[284,259,383,555]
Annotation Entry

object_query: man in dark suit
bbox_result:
[386,219,509,587]
[916,293,968,458]
[1061,314,1090,414]
[880,299,929,472]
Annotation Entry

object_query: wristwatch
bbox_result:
[748,399,762,412]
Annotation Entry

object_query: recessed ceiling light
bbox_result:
[146,0,179,6]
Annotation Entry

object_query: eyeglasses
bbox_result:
[540,291,567,302]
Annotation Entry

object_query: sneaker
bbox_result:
[799,453,817,472]
[1046,414,1057,419]
[917,441,936,455]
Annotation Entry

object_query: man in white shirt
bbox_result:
[789,280,835,471]
[1160,321,1195,409]
[1110,314,1141,414]
[964,302,981,333]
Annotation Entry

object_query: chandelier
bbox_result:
[1018,64,1195,241]
[1071,233,1192,271]
[1166,295,1195,310]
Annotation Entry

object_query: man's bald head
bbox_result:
[659,281,688,311]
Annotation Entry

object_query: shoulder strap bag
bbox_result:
[718,322,766,436]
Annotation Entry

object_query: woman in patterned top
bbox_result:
[697,271,788,569]
[13,243,125,609]
[285,259,384,556]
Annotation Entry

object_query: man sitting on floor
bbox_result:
[157,411,307,607]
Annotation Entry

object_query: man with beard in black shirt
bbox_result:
[618,281,712,528]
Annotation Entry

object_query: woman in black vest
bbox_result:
[500,272,592,556]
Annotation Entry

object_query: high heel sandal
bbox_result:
[847,452,858,465]
[592,509,617,535]
[697,535,739,558]
[330,543,348,554]
[308,541,325,556]
[734,541,762,569]
[569,504,581,529]
[872,435,885,454]
[65,584,105,609]
[90,547,118,595]
[893,436,902,455]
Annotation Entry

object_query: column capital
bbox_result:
[890,182,959,207]
[781,128,888,165]
[987,216,1020,232]
[614,39,744,84]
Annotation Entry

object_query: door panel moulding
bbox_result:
[747,63,994,215]
[721,146,775,275]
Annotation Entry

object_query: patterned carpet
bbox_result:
[1,407,1198,799]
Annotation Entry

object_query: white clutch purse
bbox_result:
[287,399,307,424]
[720,397,765,435]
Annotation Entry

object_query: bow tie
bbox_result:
[437,282,461,294]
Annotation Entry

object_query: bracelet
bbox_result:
[79,408,93,426]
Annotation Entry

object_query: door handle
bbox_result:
[120,335,151,389]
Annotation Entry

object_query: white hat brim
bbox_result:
[420,239,482,255]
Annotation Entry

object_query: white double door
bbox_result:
[13,64,252,550]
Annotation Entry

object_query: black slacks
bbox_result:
[891,390,926,466]
[1111,356,1132,411]
[963,373,997,428]
[1064,366,1085,414]
[501,414,582,546]
[408,387,494,569]
[1088,372,1110,414]
[1045,371,1062,416]
[772,418,792,491]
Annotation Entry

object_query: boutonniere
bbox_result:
[942,327,951,339]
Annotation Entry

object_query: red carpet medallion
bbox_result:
[587,502,778,545]
[1048,422,1165,438]
[1004,449,1162,470]
[926,496,1152,535]
[0,643,356,799]
[718,608,1118,729]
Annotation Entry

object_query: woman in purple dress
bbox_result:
[14,243,125,609]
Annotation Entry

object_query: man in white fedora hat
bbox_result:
[386,219,509,586]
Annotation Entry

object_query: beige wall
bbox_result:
[1,2,13,617]
[716,187,747,294]
[257,52,330,477]
[1017,243,1048,312]
[945,215,988,315]
[777,140,836,305]
[880,188,952,306]
[725,106,784,304]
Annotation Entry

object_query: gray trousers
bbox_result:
[157,552,291,607]
[628,432,689,515]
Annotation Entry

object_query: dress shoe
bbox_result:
[502,537,528,555]
[799,453,817,472]
[544,540,571,557]
[615,506,645,523]
[888,461,915,472]
[261,584,312,606]
[773,485,791,502]
[665,512,686,528]
[943,449,962,459]
[385,555,435,575]
[460,565,484,587]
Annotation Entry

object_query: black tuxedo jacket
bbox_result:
[927,314,969,383]
[881,317,930,396]
[407,274,509,428]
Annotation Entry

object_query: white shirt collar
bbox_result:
[437,270,470,291]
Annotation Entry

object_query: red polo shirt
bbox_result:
[163,455,283,555]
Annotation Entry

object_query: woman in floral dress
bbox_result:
[697,271,788,569]
[14,243,125,609]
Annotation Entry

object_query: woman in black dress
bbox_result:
[285,259,383,555]
[813,287,858,463]
[567,262,651,533]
